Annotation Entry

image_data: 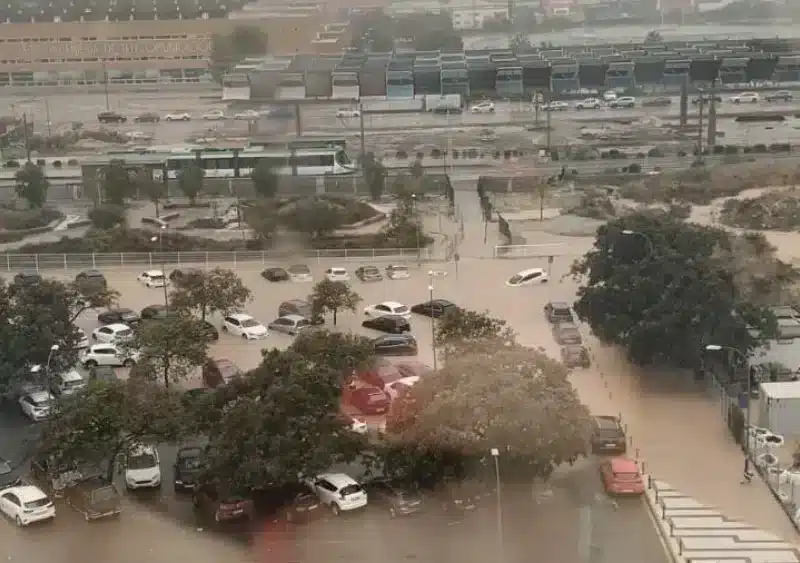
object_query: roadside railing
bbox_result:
[1,248,443,272]
[493,244,571,259]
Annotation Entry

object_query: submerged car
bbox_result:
[64,476,121,520]
[561,345,590,368]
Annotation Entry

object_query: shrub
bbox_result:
[677,150,687,157]
[88,204,126,229]
[185,217,226,229]
[468,148,479,159]
[493,151,501,159]
[503,150,512,160]
[0,207,62,231]
[636,153,645,159]
[667,202,692,220]
[753,144,767,153]
[550,149,559,161]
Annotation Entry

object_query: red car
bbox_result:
[356,363,403,389]
[192,482,254,523]
[599,457,645,496]
[350,386,391,415]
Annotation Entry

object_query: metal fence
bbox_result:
[1,248,443,272]
[492,244,571,259]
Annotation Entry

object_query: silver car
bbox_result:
[268,314,311,335]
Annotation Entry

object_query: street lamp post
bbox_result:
[410,193,421,264]
[706,344,752,476]
[620,229,655,257]
[150,225,169,310]
[427,279,437,371]
[31,344,60,390]
[490,447,504,563]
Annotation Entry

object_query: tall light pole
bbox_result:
[31,344,60,390]
[620,229,655,257]
[410,193,421,264]
[427,278,437,371]
[150,224,169,310]
[706,344,752,476]
[490,447,504,563]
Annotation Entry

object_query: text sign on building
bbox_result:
[18,39,212,60]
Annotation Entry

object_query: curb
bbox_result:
[643,479,684,563]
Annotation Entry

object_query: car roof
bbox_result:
[610,457,638,472]
[288,264,309,270]
[129,444,157,456]
[388,264,408,268]
[228,313,253,320]
[549,301,571,308]
[27,390,52,401]
[281,314,306,322]
[360,265,379,270]
[318,473,358,487]
[593,415,620,428]
[5,485,48,502]
[89,344,118,352]
[328,267,347,271]
[380,301,406,308]
[80,269,104,276]
[516,268,545,276]
[284,299,308,306]
[104,323,131,331]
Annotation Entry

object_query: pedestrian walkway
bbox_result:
[646,479,800,562]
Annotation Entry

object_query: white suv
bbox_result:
[575,98,601,110]
[731,92,760,103]
[325,267,350,282]
[81,344,138,368]
[305,473,367,515]
[124,445,161,490]
[137,270,167,288]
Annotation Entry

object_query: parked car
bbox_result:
[335,108,361,118]
[394,360,432,379]
[202,358,242,388]
[599,457,644,496]
[324,267,350,282]
[51,370,86,396]
[164,111,191,121]
[544,301,573,323]
[350,386,391,415]
[552,322,582,345]
[641,97,671,107]
[29,455,81,496]
[0,484,55,526]
[506,268,548,287]
[287,264,313,282]
[356,266,383,282]
[98,308,140,326]
[542,101,569,111]
[609,96,636,109]
[440,479,491,514]
[92,323,134,344]
[0,456,20,489]
[561,345,591,368]
[411,299,456,318]
[12,271,42,287]
[193,481,254,523]
[692,94,722,105]
[364,301,411,319]
[222,313,268,339]
[74,328,89,349]
[354,359,402,388]
[304,473,367,515]
[75,269,107,293]
[268,315,311,335]
[385,376,420,400]
[471,101,495,113]
[97,111,126,123]
[385,264,411,280]
[261,267,290,282]
[602,91,617,101]
[373,334,418,356]
[134,112,160,123]
[64,476,121,520]
[362,315,411,334]
[278,299,315,320]
[730,92,760,103]
[137,270,167,288]
[765,90,793,102]
[123,445,161,490]
[18,389,54,421]
[203,109,226,120]
[140,304,177,320]
[591,415,627,454]
[283,490,322,522]
[575,98,601,110]
[199,320,220,342]
[80,345,138,368]
[234,109,259,120]
[173,446,205,492]
[365,478,424,517]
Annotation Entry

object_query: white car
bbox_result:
[287,264,313,283]
[386,264,410,280]
[234,109,260,120]
[335,108,361,118]
[18,390,54,421]
[0,485,55,526]
[602,91,618,101]
[325,267,350,282]
[81,344,138,368]
[164,111,191,121]
[203,109,226,120]
[305,473,368,515]
[91,323,134,344]
[506,267,549,287]
[543,101,569,111]
[575,98,602,110]
[222,313,268,339]
[51,370,87,396]
[124,445,161,490]
[610,96,636,108]
[471,101,495,113]
[731,92,760,103]
[386,375,420,400]
[342,412,368,434]
[137,270,167,288]
[364,301,412,319]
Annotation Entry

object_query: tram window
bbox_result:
[292,154,334,167]
[167,158,192,170]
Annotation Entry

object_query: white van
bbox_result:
[52,370,86,396]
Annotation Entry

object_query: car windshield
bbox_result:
[561,327,580,336]
[392,266,408,272]
[63,378,84,389]
[117,329,132,337]
[128,453,157,469]
[364,267,379,274]
[241,319,260,328]
[296,319,310,328]
[340,484,363,496]
[368,393,386,403]
[508,275,523,284]
[614,471,640,481]
[150,275,164,281]
[394,306,409,314]
[31,395,51,407]
[24,497,50,509]
[179,455,203,470]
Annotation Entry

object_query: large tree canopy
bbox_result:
[572,211,789,367]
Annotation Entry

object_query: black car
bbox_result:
[552,322,582,345]
[261,268,290,282]
[373,334,418,356]
[362,315,411,334]
[98,308,141,326]
[591,415,627,454]
[765,90,793,102]
[169,267,203,283]
[0,455,21,489]
[544,301,573,323]
[355,266,383,282]
[134,112,160,123]
[365,479,424,517]
[140,305,178,320]
[561,345,590,368]
[88,365,118,382]
[97,111,127,123]
[173,446,205,492]
[12,271,42,287]
[283,491,321,522]
[410,299,457,318]
[75,269,108,293]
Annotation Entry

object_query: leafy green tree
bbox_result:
[178,163,204,205]
[169,267,252,321]
[242,202,278,243]
[125,317,210,387]
[251,159,279,199]
[102,160,135,206]
[283,197,346,238]
[14,162,49,208]
[645,30,663,43]
[435,308,516,356]
[386,345,593,482]
[289,329,375,374]
[380,191,430,248]
[572,211,783,368]
[309,279,362,326]
[39,379,185,481]
[510,32,532,50]
[202,348,366,492]
[88,204,126,229]
[138,176,166,218]
[362,152,387,201]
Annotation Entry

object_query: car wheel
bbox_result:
[242,334,248,340]
[123,359,135,367]
[85,360,98,368]
[331,503,340,516]
[222,325,228,331]
[166,117,172,121]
